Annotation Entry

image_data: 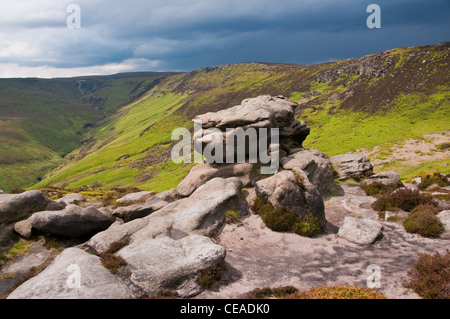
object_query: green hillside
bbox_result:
[0,72,177,191]
[29,42,449,193]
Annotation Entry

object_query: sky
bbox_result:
[0,0,449,78]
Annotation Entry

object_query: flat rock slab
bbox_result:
[7,248,133,299]
[337,216,383,245]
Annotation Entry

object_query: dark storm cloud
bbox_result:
[0,0,448,77]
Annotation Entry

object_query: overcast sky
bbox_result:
[0,0,448,78]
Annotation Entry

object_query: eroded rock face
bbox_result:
[193,95,310,163]
[118,235,226,298]
[21,205,115,238]
[366,172,404,189]
[330,154,373,180]
[112,197,169,222]
[252,170,325,223]
[0,190,64,252]
[7,248,133,299]
[281,149,336,197]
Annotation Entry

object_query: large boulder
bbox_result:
[86,177,243,255]
[330,154,373,180]
[281,149,336,197]
[0,190,64,253]
[176,162,257,197]
[365,172,404,189]
[7,248,133,299]
[118,234,226,297]
[252,170,325,223]
[337,216,383,245]
[193,95,310,163]
[22,205,115,238]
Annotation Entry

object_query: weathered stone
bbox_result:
[253,170,325,222]
[176,162,257,197]
[437,210,450,239]
[7,248,133,299]
[118,234,226,298]
[338,216,383,245]
[366,172,403,189]
[56,193,86,206]
[86,177,242,255]
[0,190,64,253]
[14,219,32,239]
[112,197,168,222]
[330,154,373,180]
[29,205,115,238]
[281,149,336,197]
[116,191,153,203]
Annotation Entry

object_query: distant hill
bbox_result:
[1,42,448,192]
[0,72,179,191]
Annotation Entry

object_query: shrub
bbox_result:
[100,253,127,274]
[197,263,224,289]
[361,182,398,196]
[293,286,386,299]
[99,240,129,274]
[372,188,435,212]
[244,286,299,299]
[436,142,450,150]
[403,206,444,238]
[405,251,449,299]
[225,210,242,224]
[251,197,324,237]
[8,189,26,194]
[418,173,450,190]
[244,286,386,299]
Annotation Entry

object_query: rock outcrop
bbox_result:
[281,149,336,197]
[330,154,373,180]
[56,193,86,206]
[365,171,404,189]
[0,191,64,252]
[7,248,133,299]
[15,205,115,238]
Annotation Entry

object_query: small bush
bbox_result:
[293,286,386,299]
[403,206,443,238]
[436,142,450,150]
[244,285,386,299]
[372,188,435,212]
[361,182,398,196]
[9,189,26,194]
[100,240,129,274]
[405,251,449,299]
[225,210,242,224]
[197,263,224,289]
[418,173,450,190]
[244,286,299,299]
[100,253,127,274]
[251,197,324,237]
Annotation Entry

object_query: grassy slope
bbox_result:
[0,73,175,191]
[28,43,450,191]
